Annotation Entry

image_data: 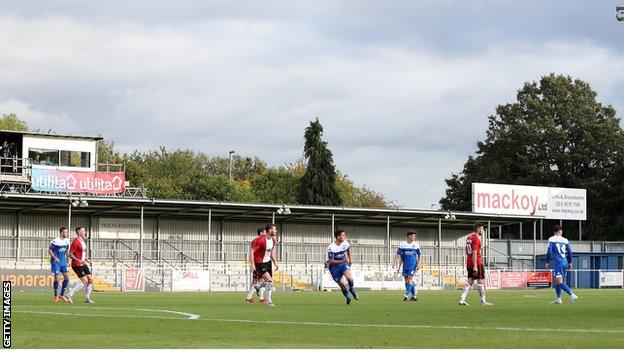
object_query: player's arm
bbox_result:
[545,243,552,269]
[471,240,478,271]
[271,247,279,271]
[48,244,59,263]
[416,249,422,270]
[249,244,256,273]
[327,252,343,265]
[566,243,573,269]
[346,247,353,266]
[393,253,401,270]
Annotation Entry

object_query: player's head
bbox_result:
[334,229,346,243]
[473,222,484,235]
[265,224,277,236]
[407,230,416,242]
[75,226,86,238]
[256,227,266,236]
[553,225,563,236]
[59,227,68,238]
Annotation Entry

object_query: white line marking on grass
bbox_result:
[199,318,624,335]
[16,306,200,320]
[524,294,549,299]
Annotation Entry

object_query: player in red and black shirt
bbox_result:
[250,224,279,307]
[246,227,267,304]
[459,223,493,306]
[67,227,94,303]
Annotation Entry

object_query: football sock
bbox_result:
[555,285,562,299]
[265,280,273,303]
[60,279,69,296]
[69,281,85,297]
[53,281,59,296]
[477,284,486,302]
[560,283,572,296]
[411,284,417,297]
[405,282,411,296]
[246,284,255,299]
[86,283,93,299]
[341,288,350,299]
[460,282,471,301]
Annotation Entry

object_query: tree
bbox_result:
[298,118,342,205]
[336,172,389,208]
[440,74,624,240]
[251,167,299,204]
[0,114,28,131]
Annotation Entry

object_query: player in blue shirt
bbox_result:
[393,230,422,301]
[546,225,578,304]
[326,229,358,305]
[49,227,71,303]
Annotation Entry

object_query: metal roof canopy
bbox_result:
[0,129,103,141]
[0,193,544,228]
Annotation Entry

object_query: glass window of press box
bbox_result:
[29,149,90,168]
[60,150,90,167]
[29,149,59,166]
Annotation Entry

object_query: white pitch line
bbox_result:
[15,306,200,320]
[199,318,624,335]
[17,310,188,320]
[523,294,549,299]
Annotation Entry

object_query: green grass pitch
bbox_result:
[12,289,624,348]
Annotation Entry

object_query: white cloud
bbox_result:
[0,6,623,207]
[0,98,75,132]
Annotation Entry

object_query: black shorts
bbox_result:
[467,265,485,280]
[254,262,272,278]
[72,265,91,278]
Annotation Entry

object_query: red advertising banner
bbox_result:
[500,272,528,289]
[527,271,552,288]
[31,166,125,194]
[486,270,500,290]
[122,268,145,292]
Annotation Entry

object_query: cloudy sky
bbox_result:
[1,1,623,208]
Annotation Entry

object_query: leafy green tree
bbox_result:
[251,167,299,204]
[441,74,624,240]
[97,140,123,166]
[298,118,342,205]
[0,114,28,131]
[336,172,388,208]
[203,155,266,181]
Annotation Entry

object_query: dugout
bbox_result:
[536,252,624,288]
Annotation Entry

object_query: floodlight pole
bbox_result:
[438,218,442,289]
[331,213,335,239]
[206,208,212,274]
[139,205,144,269]
[15,211,20,263]
[228,151,235,182]
[68,202,72,232]
[386,216,390,267]
[487,220,491,267]
[579,220,582,241]
[533,220,537,268]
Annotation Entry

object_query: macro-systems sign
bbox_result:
[99,218,141,239]
[472,183,586,220]
[31,166,125,195]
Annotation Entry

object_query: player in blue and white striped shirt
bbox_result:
[546,225,578,304]
[326,229,358,305]
[393,230,422,301]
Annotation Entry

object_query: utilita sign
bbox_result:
[472,183,586,220]
[31,166,125,195]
